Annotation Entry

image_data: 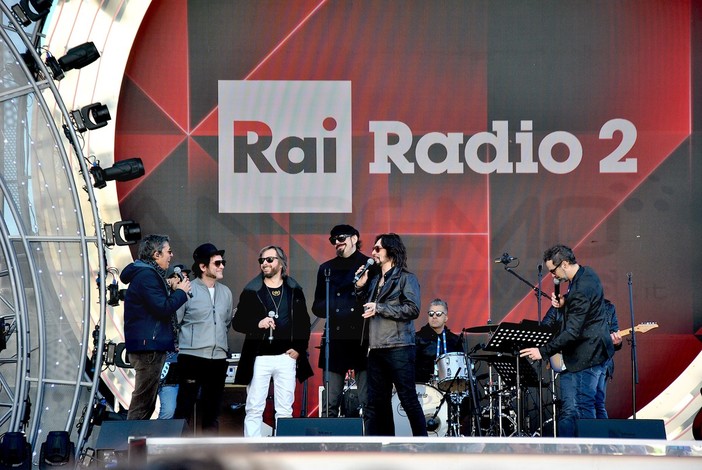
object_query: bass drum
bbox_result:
[392,383,448,437]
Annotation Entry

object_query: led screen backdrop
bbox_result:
[114,0,702,419]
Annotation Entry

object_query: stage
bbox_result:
[132,436,700,469]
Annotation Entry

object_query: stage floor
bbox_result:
[138,436,701,469]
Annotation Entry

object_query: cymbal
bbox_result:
[463,324,499,333]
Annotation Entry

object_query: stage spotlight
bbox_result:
[39,431,74,469]
[11,0,51,27]
[89,158,145,189]
[104,220,141,247]
[45,41,100,81]
[70,103,111,132]
[0,432,31,469]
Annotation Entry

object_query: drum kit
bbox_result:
[390,321,547,437]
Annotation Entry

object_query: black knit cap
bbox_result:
[330,224,359,237]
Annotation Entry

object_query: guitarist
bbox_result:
[520,244,614,437]
[542,299,623,419]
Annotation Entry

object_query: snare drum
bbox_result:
[435,352,468,392]
[392,383,447,437]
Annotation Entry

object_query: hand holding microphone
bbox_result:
[552,278,562,308]
[353,258,375,285]
[267,311,276,343]
[173,266,193,298]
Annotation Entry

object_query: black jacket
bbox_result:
[538,266,614,372]
[312,250,369,373]
[233,275,313,384]
[415,324,462,383]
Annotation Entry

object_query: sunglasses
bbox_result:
[329,234,351,245]
[258,256,279,265]
[372,245,384,252]
[428,311,446,317]
[549,260,563,274]
[213,260,226,267]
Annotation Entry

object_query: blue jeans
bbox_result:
[558,362,607,437]
[595,358,613,419]
[158,385,179,419]
[365,346,427,436]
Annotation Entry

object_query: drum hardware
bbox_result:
[463,324,500,334]
[426,369,464,436]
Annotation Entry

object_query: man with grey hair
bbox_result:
[415,298,463,385]
[120,234,191,420]
[233,245,313,437]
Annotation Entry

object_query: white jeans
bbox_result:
[244,353,297,437]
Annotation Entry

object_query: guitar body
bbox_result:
[548,322,657,374]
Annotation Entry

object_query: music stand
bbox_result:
[490,356,540,388]
[483,320,552,435]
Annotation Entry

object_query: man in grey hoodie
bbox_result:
[173,243,234,434]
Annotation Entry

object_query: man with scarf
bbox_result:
[121,234,191,420]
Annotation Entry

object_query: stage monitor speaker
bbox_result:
[276,418,363,436]
[575,419,666,439]
[95,419,186,451]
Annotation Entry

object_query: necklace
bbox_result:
[266,285,282,319]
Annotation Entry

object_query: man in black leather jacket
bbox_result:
[355,233,427,436]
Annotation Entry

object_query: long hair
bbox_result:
[137,234,170,261]
[375,233,407,269]
[543,244,577,266]
[258,245,288,276]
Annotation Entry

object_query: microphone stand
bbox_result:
[498,261,550,436]
[627,272,639,418]
[536,263,544,437]
[461,333,482,436]
[324,268,331,417]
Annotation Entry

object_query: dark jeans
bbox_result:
[127,351,167,420]
[558,362,606,437]
[365,345,427,436]
[174,354,229,434]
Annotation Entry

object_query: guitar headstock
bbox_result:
[633,321,658,333]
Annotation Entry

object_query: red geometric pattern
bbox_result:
[115,0,700,419]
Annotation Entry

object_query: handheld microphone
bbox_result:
[353,258,375,283]
[173,266,193,298]
[494,253,517,264]
[268,311,275,343]
[554,277,560,299]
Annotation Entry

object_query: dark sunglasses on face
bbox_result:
[213,260,226,267]
[258,256,279,265]
[428,311,446,317]
[329,234,351,245]
[372,245,383,252]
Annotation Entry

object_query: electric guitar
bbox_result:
[549,321,658,373]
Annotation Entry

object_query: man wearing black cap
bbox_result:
[312,224,370,417]
[173,243,234,434]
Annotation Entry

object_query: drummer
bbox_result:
[415,298,463,384]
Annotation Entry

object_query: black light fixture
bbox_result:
[39,431,74,469]
[89,158,145,189]
[45,41,100,81]
[104,220,142,247]
[70,103,111,132]
[11,0,51,26]
[0,431,31,469]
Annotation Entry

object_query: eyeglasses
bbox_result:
[329,234,351,245]
[258,256,279,265]
[549,261,563,275]
[428,311,446,317]
[213,260,226,267]
[372,245,384,252]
